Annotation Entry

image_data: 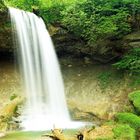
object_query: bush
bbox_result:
[115,113,140,130]
[5,0,76,24]
[40,3,66,24]
[5,0,40,11]
[113,124,136,140]
[10,94,17,101]
[114,48,140,73]
[0,0,7,12]
[61,0,138,45]
[128,91,140,114]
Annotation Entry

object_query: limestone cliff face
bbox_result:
[48,24,86,57]
[123,32,140,49]
[49,24,140,63]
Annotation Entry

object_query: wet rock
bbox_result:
[68,65,72,68]
[68,91,130,124]
[123,32,140,49]
[128,42,140,48]
[84,57,91,64]
[49,24,123,63]
[85,125,114,139]
[0,97,23,131]
[48,23,140,63]
[0,132,6,138]
[124,32,140,42]
[48,24,86,57]
[128,90,140,114]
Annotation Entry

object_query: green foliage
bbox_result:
[97,72,112,89]
[5,0,139,43]
[0,0,6,12]
[10,94,17,101]
[40,3,66,24]
[5,0,80,24]
[5,0,79,11]
[128,90,140,113]
[5,0,28,10]
[5,0,41,11]
[40,0,81,8]
[61,0,137,44]
[115,112,140,130]
[114,48,140,73]
[39,0,85,24]
[128,73,140,88]
[113,124,136,140]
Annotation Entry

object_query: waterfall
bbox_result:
[9,7,85,131]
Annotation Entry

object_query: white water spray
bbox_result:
[9,7,85,130]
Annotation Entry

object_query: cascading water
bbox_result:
[9,7,84,130]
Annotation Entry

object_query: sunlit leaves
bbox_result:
[61,0,133,44]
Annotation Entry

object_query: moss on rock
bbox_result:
[83,123,136,140]
[128,90,140,114]
[113,124,136,140]
[115,112,140,130]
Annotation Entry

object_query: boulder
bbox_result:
[124,32,140,42]
[0,97,23,131]
[115,112,140,130]
[128,90,140,114]
[80,123,135,139]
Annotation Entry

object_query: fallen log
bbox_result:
[42,129,67,140]
[41,128,95,140]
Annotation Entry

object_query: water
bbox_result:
[9,7,84,131]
